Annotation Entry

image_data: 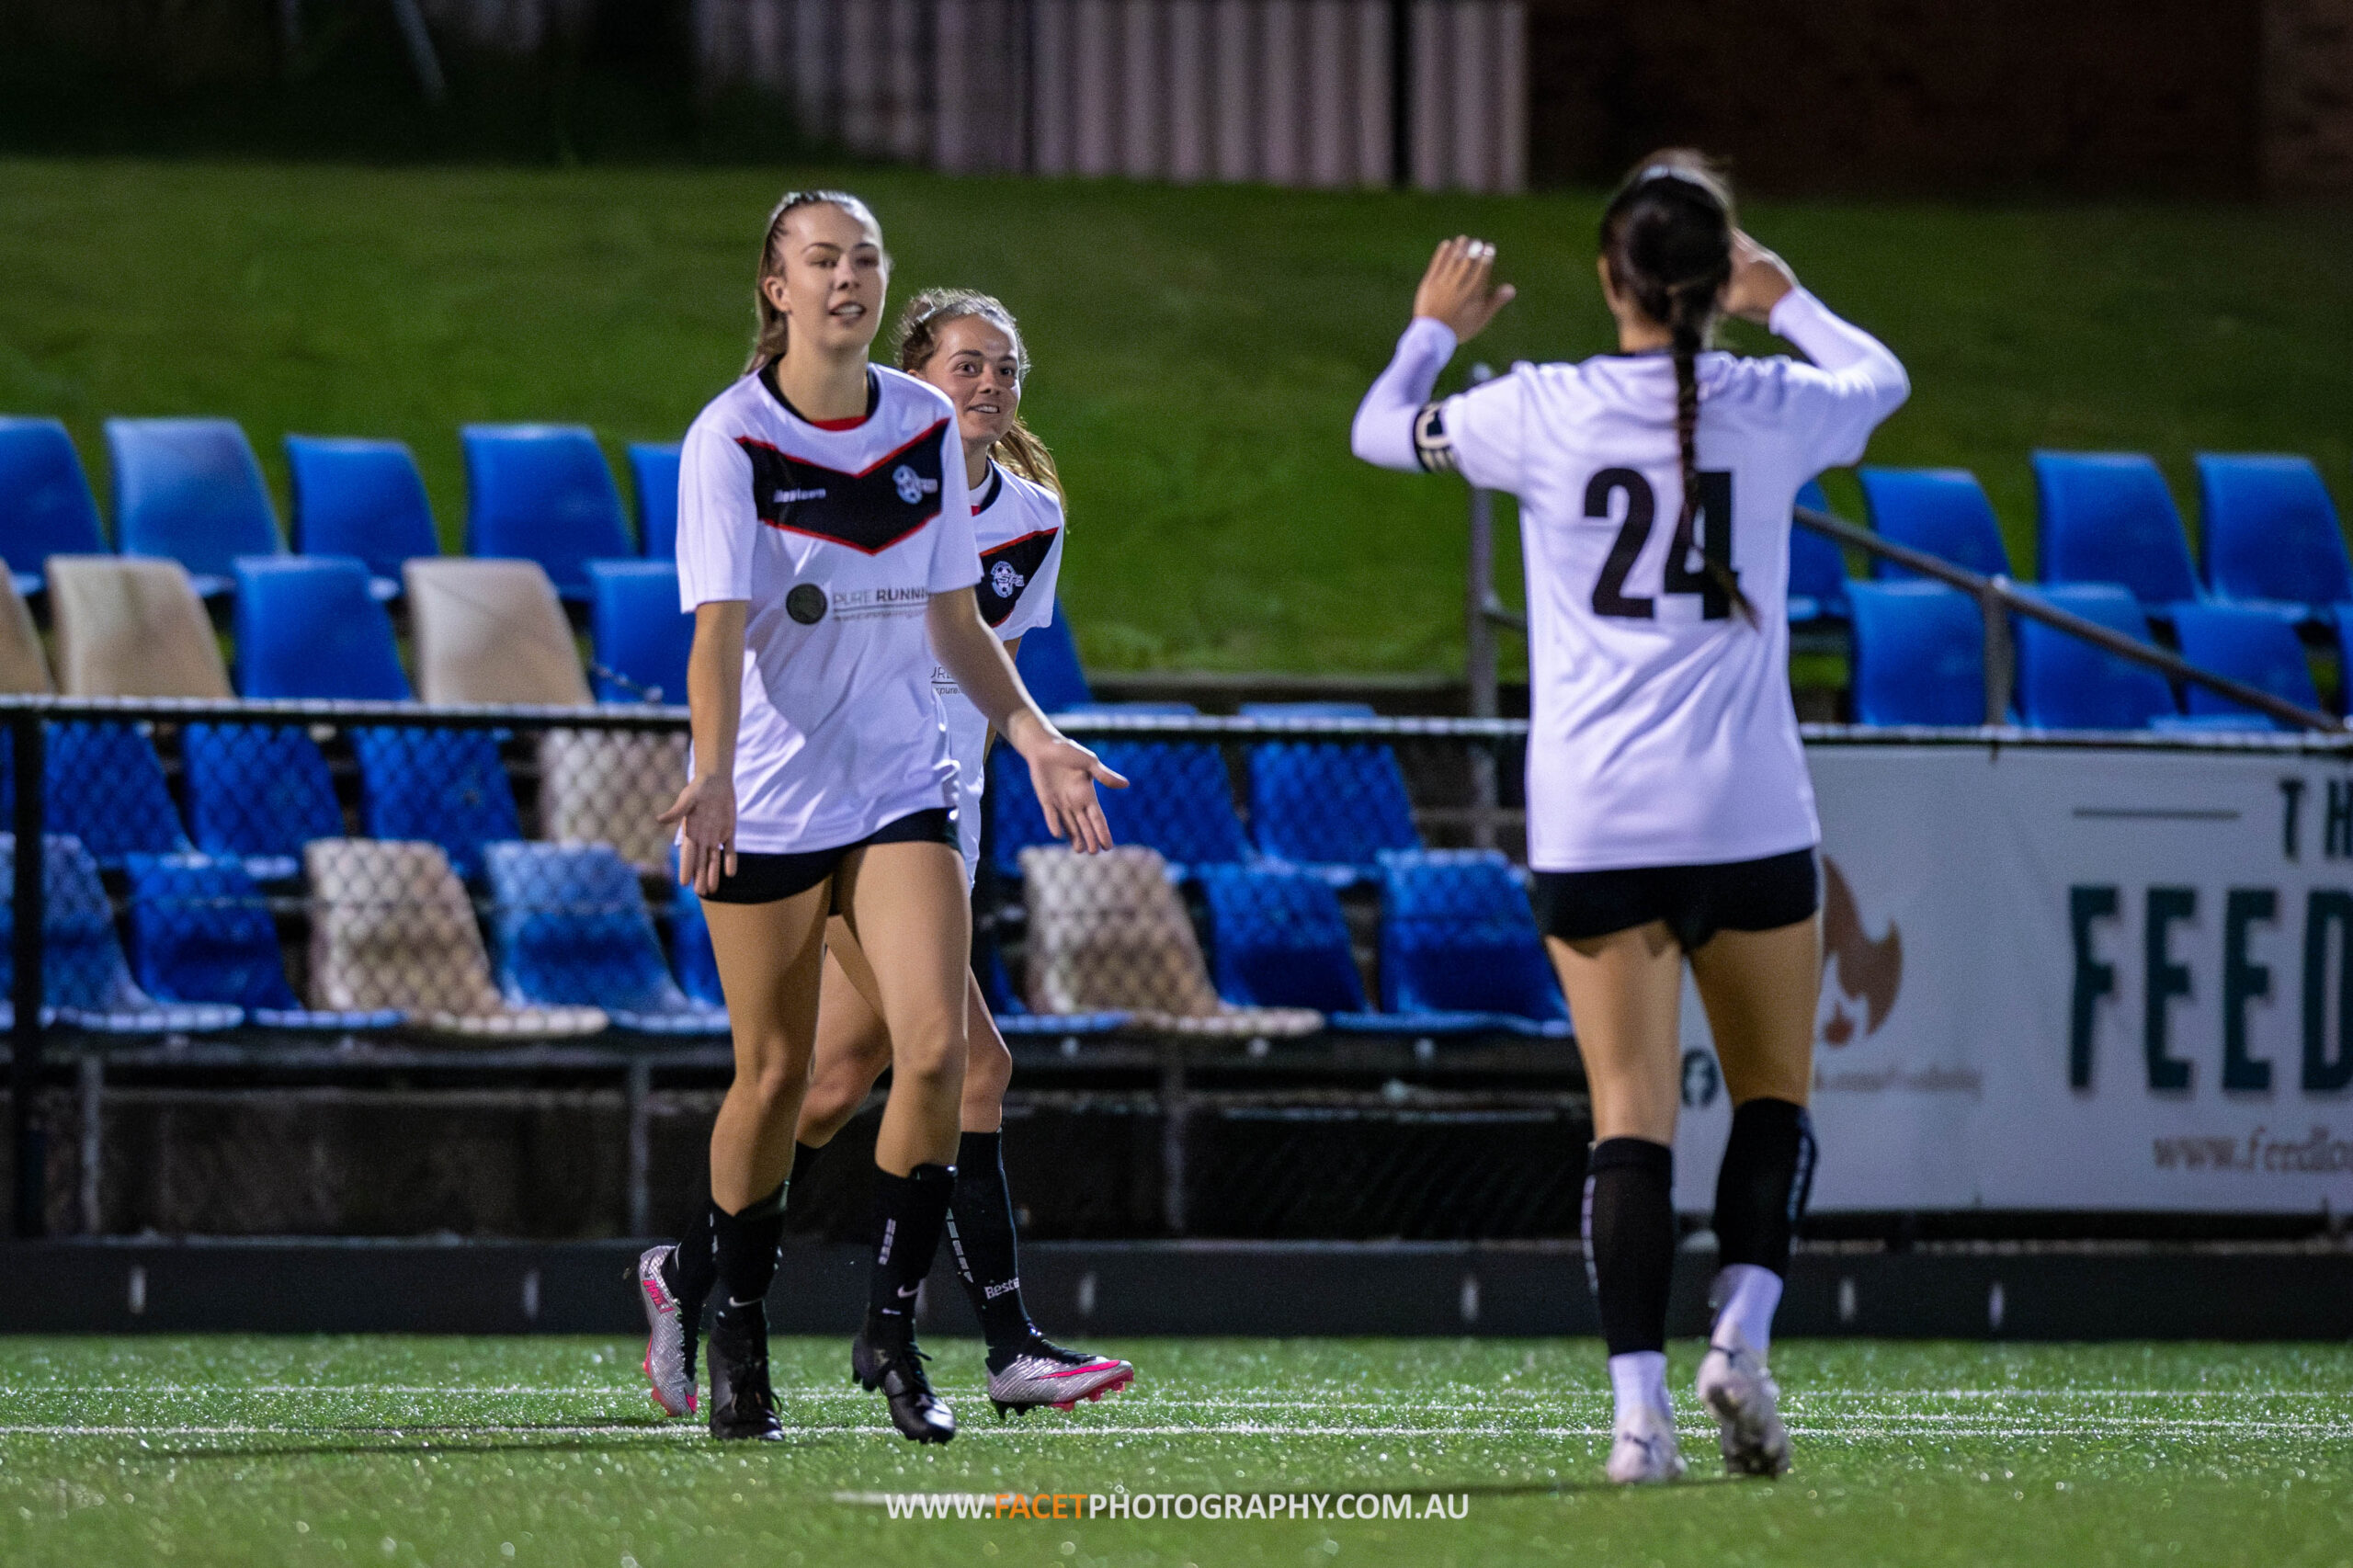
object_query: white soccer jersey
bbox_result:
[931,461,1066,878]
[675,363,980,854]
[1356,288,1908,872]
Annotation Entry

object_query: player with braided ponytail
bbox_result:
[1351,150,1908,1484]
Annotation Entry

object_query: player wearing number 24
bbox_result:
[1349,150,1908,1486]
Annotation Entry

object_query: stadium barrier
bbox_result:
[0,694,1590,1242]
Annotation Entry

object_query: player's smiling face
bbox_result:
[920,316,1023,449]
[766,200,888,357]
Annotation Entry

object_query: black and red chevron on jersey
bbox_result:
[976,525,1058,629]
[737,420,950,555]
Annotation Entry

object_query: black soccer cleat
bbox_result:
[705,1301,785,1441]
[852,1312,957,1444]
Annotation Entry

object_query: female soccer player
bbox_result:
[1349,151,1907,1483]
[790,288,1136,1417]
[633,190,1122,1446]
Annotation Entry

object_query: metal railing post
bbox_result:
[1979,580,2017,729]
[10,713,45,1238]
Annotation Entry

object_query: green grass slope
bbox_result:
[2,1335,2349,1568]
[3,159,2348,672]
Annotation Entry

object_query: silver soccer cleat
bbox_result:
[1697,1327,1792,1478]
[636,1244,699,1418]
[985,1339,1137,1417]
[1605,1398,1688,1485]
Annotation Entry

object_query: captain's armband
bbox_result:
[1412,402,1459,475]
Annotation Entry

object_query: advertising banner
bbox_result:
[1672,743,2353,1212]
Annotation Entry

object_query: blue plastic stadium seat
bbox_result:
[1374,850,1569,1036]
[182,724,346,883]
[1846,581,1991,727]
[1093,713,1250,873]
[2168,604,2325,732]
[2196,453,2353,619]
[104,417,284,597]
[1859,467,2012,581]
[1013,599,1090,712]
[2013,585,2177,731]
[2032,451,2203,614]
[988,702,1239,881]
[1788,479,1849,624]
[1196,860,1498,1036]
[0,417,108,597]
[233,554,411,701]
[585,560,690,704]
[667,870,725,1009]
[460,425,632,600]
[485,843,725,1035]
[42,723,193,867]
[351,727,521,881]
[0,834,242,1034]
[284,435,441,601]
[1239,702,1421,882]
[628,442,683,563]
[122,852,400,1029]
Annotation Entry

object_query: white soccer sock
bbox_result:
[1711,1263,1784,1358]
[1607,1350,1670,1427]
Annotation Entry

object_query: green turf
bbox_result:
[3,159,2351,672]
[1,1335,2347,1567]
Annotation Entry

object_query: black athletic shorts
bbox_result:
[700,807,960,906]
[1531,846,1819,952]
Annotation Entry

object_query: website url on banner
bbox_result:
[2153,1125,2352,1173]
[835,1491,1472,1522]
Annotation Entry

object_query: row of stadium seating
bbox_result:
[5,415,2343,632]
[0,415,676,603]
[1790,452,2352,628]
[1847,585,2342,730]
[3,828,1569,1043]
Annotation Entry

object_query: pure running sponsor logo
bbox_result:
[2153,1124,2351,1174]
[848,1491,1471,1522]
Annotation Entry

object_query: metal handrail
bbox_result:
[1794,506,2345,735]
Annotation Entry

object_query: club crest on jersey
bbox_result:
[892,463,938,506]
[975,527,1058,628]
[735,421,949,554]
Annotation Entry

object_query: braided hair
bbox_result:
[1597,150,1753,624]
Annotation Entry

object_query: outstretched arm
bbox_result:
[926,591,1125,854]
[1350,237,1517,473]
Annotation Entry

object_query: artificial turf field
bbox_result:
[0,1336,2347,1568]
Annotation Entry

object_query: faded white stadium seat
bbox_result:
[46,555,232,699]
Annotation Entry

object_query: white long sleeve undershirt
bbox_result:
[1346,288,1907,476]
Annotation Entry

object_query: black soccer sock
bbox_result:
[1711,1098,1817,1277]
[793,1140,826,1178]
[946,1131,1037,1353]
[668,1203,719,1314]
[710,1181,790,1310]
[1583,1137,1677,1358]
[867,1162,957,1335]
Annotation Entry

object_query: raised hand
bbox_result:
[1721,231,1798,325]
[1412,236,1517,342]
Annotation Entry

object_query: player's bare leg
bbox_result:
[828,841,972,1443]
[1550,923,1688,1484]
[651,886,828,1439]
[1686,915,1823,1478]
[809,927,1134,1416]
